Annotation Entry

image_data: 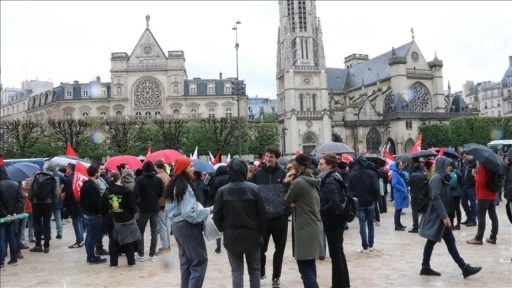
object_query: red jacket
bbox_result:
[475,164,496,200]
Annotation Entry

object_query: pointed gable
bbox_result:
[127,18,167,64]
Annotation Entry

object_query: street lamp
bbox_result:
[233,20,242,157]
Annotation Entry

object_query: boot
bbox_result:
[462,264,482,278]
[420,267,441,276]
[454,223,461,230]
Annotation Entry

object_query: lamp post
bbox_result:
[233,20,242,157]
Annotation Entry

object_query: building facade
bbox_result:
[247,96,277,121]
[276,0,476,156]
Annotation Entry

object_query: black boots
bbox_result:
[462,264,482,278]
[420,267,441,276]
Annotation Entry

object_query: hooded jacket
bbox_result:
[101,183,138,231]
[121,169,136,191]
[133,161,164,214]
[213,158,267,254]
[30,162,61,204]
[0,165,23,218]
[319,169,345,220]
[390,162,409,209]
[419,156,452,242]
[250,162,288,219]
[475,164,496,200]
[407,163,428,199]
[348,157,380,208]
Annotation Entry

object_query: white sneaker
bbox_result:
[369,246,375,252]
[375,221,381,226]
[149,255,156,260]
[357,248,369,254]
[135,255,145,262]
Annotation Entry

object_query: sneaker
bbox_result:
[261,275,267,280]
[374,221,381,226]
[149,255,156,260]
[17,252,24,259]
[44,247,50,253]
[96,249,109,256]
[420,267,441,276]
[318,256,325,260]
[7,260,18,266]
[88,258,107,265]
[135,255,145,262]
[29,239,36,243]
[19,243,29,249]
[110,265,119,269]
[465,221,477,227]
[30,246,43,252]
[395,227,405,231]
[466,238,483,245]
[272,277,280,287]
[369,246,375,252]
[158,247,171,254]
[462,264,482,278]
[357,248,369,254]
[408,229,418,233]
[215,247,221,254]
[56,235,62,239]
[485,237,496,244]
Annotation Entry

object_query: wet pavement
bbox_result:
[1,199,511,287]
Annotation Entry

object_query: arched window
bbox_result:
[225,108,232,118]
[404,138,416,153]
[312,94,317,111]
[135,111,142,116]
[299,94,304,111]
[408,82,431,112]
[366,128,382,154]
[65,112,73,118]
[82,112,89,118]
[208,108,215,118]
[173,109,180,119]
[100,111,107,116]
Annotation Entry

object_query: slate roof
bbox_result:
[327,41,414,92]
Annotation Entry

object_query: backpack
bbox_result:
[417,181,430,214]
[486,171,504,193]
[333,173,359,223]
[30,172,57,202]
[449,171,458,189]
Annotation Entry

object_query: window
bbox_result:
[83,90,88,97]
[249,114,254,120]
[100,111,107,116]
[312,94,317,111]
[145,111,152,119]
[225,85,231,93]
[66,90,72,97]
[135,111,142,116]
[299,94,304,111]
[190,85,197,94]
[497,100,501,107]
[82,112,89,117]
[65,112,73,118]
[101,89,106,96]
[207,86,215,94]
[208,108,215,118]
[225,108,232,118]
[116,111,123,116]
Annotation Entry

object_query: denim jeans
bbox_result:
[137,212,159,257]
[158,209,170,248]
[357,203,375,249]
[32,203,53,248]
[422,226,466,269]
[71,214,84,244]
[227,248,260,288]
[84,216,103,261]
[475,199,499,241]
[0,221,18,265]
[52,208,62,237]
[296,259,319,288]
[461,186,477,222]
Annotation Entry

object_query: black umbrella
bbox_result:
[6,162,41,182]
[312,142,354,155]
[393,154,412,163]
[277,157,292,167]
[411,150,438,159]
[363,154,386,168]
[463,143,506,175]
[506,201,512,224]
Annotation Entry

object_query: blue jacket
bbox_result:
[165,184,210,225]
[390,162,409,209]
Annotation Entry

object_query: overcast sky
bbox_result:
[1,1,511,98]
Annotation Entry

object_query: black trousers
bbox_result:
[323,215,350,288]
[108,231,135,266]
[32,203,53,248]
[261,215,288,279]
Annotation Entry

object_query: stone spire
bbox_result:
[146,15,150,29]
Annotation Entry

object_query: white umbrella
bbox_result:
[213,163,227,170]
[49,155,90,168]
[312,142,354,155]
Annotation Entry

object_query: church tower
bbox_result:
[276,0,331,155]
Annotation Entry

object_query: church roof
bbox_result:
[327,41,414,92]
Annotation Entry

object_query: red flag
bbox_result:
[0,156,4,166]
[341,154,353,163]
[409,133,423,153]
[295,150,301,156]
[66,143,78,157]
[438,147,445,157]
[72,161,88,201]
[211,153,221,166]
[256,154,265,169]
[146,145,152,158]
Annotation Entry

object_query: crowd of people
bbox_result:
[2,144,510,287]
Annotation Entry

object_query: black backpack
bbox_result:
[333,173,359,223]
[487,171,504,193]
[30,172,57,202]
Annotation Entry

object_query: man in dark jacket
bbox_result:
[249,146,287,287]
[407,163,428,233]
[133,161,164,262]
[349,156,380,253]
[460,151,477,226]
[214,157,267,288]
[80,165,106,264]
[0,164,23,268]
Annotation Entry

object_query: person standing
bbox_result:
[80,165,106,264]
[390,160,409,231]
[208,165,229,254]
[63,163,84,249]
[0,163,23,268]
[282,154,324,288]
[29,163,60,254]
[213,157,267,288]
[95,164,109,256]
[154,158,171,254]
[419,156,481,278]
[460,151,478,226]
[318,154,350,288]
[448,162,463,230]
[466,163,499,245]
[133,161,164,261]
[407,163,428,233]
[250,146,288,287]
[165,157,211,288]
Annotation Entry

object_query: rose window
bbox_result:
[134,78,162,108]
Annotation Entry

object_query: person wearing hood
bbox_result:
[213,157,267,288]
[282,154,324,288]
[0,163,23,268]
[133,160,164,262]
[29,162,60,254]
[165,157,212,288]
[390,160,409,231]
[208,164,229,254]
[418,156,482,278]
[349,156,380,253]
[119,164,135,192]
[249,146,288,286]
[407,163,429,233]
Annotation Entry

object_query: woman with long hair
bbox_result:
[165,157,212,288]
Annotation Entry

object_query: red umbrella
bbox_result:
[146,149,183,164]
[105,155,142,171]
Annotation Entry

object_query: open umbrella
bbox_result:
[312,142,354,155]
[146,149,183,164]
[49,155,90,168]
[213,163,227,170]
[506,201,512,224]
[6,162,41,182]
[394,154,412,163]
[105,155,142,171]
[463,143,506,175]
[193,159,215,173]
[429,147,459,159]
[277,158,292,167]
[363,154,386,168]
[411,150,438,159]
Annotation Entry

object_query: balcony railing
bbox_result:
[406,68,433,78]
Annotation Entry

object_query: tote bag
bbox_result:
[113,218,141,245]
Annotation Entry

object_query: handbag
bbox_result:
[203,213,222,241]
[113,218,141,245]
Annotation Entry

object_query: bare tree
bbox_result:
[47,118,91,153]
[1,119,45,157]
[153,119,189,150]
[105,118,146,155]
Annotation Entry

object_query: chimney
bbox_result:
[509,56,512,66]
[96,76,101,82]
[73,80,79,84]
[219,72,223,79]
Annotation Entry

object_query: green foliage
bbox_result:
[247,122,279,155]
[104,118,146,155]
[153,119,189,151]
[1,119,45,158]
[419,124,451,148]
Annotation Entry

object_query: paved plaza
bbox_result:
[1,199,511,287]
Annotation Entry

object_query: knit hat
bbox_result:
[174,157,192,175]
[295,154,312,168]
